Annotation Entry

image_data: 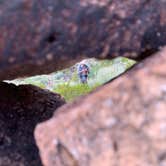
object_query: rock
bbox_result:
[0,0,166,80]
[0,82,65,166]
[35,47,166,166]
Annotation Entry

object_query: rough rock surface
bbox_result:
[35,48,166,166]
[0,0,166,80]
[0,82,65,166]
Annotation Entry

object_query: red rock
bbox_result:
[35,47,166,166]
[0,0,165,80]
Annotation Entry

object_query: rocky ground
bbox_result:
[0,82,65,166]
[0,0,165,166]
[35,48,166,166]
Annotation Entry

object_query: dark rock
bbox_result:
[0,82,65,166]
[0,0,165,80]
[35,47,166,166]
